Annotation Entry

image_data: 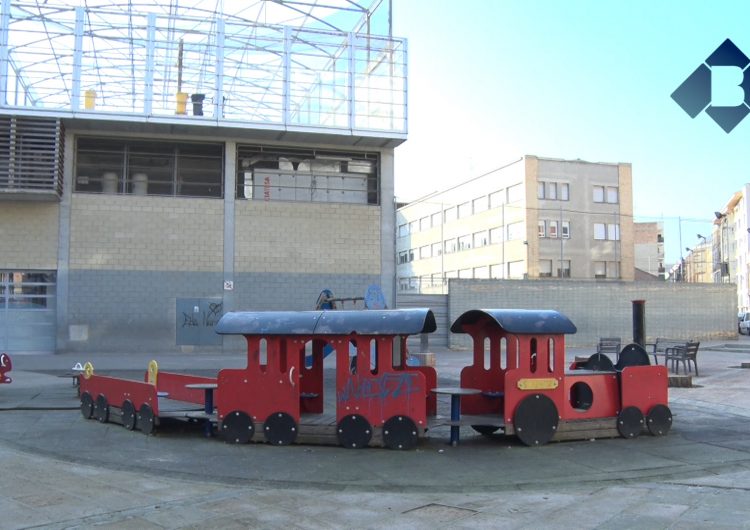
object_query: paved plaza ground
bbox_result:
[2,336,750,529]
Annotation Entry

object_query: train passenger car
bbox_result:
[451,309,671,446]
[213,308,437,449]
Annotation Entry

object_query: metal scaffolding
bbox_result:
[0,0,407,135]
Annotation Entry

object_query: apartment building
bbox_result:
[396,155,634,292]
[0,1,405,353]
[634,222,665,280]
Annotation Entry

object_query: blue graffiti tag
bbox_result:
[338,372,421,403]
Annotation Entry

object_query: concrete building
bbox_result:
[715,188,750,312]
[0,1,405,353]
[396,155,634,293]
[634,222,665,280]
[684,238,713,284]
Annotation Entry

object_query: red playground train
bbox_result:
[77,307,672,448]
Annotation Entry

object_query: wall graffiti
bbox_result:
[338,372,421,403]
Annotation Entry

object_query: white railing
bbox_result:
[0,2,407,135]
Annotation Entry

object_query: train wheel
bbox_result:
[337,414,373,448]
[80,392,94,419]
[617,406,644,439]
[513,394,558,446]
[382,415,418,450]
[646,404,672,436]
[471,425,501,436]
[263,412,298,446]
[221,411,255,444]
[138,403,156,435]
[121,400,137,431]
[94,394,109,423]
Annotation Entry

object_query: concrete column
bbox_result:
[222,141,236,351]
[56,130,75,352]
[380,149,396,307]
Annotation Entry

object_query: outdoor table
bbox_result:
[431,387,481,446]
[185,383,218,437]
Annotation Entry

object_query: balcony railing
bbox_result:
[0,2,407,137]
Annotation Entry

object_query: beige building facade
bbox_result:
[396,155,634,292]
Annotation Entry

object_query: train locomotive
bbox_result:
[77,307,671,448]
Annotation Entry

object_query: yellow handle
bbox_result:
[147,360,159,386]
[83,361,94,379]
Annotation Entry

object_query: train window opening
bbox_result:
[370,338,378,375]
[391,336,404,368]
[483,337,492,370]
[530,338,538,373]
[303,341,314,371]
[570,382,593,411]
[500,337,507,369]
[259,339,268,373]
[548,338,555,372]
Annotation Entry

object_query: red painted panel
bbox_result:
[561,373,620,419]
[503,369,565,425]
[79,374,159,414]
[154,372,216,404]
[620,365,669,413]
[460,365,504,415]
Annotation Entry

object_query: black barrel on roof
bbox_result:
[216,308,436,336]
[450,309,577,335]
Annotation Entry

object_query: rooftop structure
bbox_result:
[0,0,406,141]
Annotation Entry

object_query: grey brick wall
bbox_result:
[66,270,378,353]
[449,279,737,349]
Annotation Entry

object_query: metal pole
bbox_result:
[632,299,646,347]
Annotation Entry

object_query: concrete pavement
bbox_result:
[2,338,750,528]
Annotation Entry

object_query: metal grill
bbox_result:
[0,116,63,199]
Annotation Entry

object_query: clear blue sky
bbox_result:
[392,0,750,265]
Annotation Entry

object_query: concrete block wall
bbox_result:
[234,201,380,274]
[70,195,223,271]
[449,279,736,349]
[0,202,59,269]
[66,195,224,353]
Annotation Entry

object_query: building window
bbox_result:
[490,264,504,279]
[444,238,457,254]
[76,137,223,197]
[607,187,619,204]
[408,249,414,262]
[560,183,569,201]
[444,207,457,223]
[473,196,488,213]
[607,223,620,241]
[236,144,378,204]
[458,234,472,251]
[594,223,607,240]
[507,221,524,241]
[419,217,430,231]
[489,189,505,208]
[593,186,605,203]
[398,224,408,237]
[398,277,410,291]
[507,183,523,203]
[473,230,488,248]
[409,221,417,234]
[546,182,557,200]
[431,242,442,257]
[548,220,558,238]
[398,251,408,264]
[490,226,504,244]
[561,221,570,239]
[557,259,571,278]
[594,261,606,279]
[593,185,618,204]
[474,266,489,279]
[537,182,545,199]
[459,268,473,279]
[458,202,472,218]
[539,259,553,277]
[419,245,431,259]
[431,212,441,227]
[508,261,525,279]
[446,270,458,279]
[538,221,546,238]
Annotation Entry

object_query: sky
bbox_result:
[390,0,750,265]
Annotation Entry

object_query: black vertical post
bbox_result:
[632,299,646,347]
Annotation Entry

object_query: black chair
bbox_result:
[666,341,700,376]
[597,337,621,360]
